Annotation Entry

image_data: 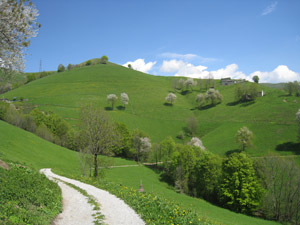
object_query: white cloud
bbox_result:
[160,52,218,63]
[262,1,278,16]
[159,60,300,83]
[250,65,300,83]
[123,59,156,73]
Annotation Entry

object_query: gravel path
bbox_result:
[40,168,145,225]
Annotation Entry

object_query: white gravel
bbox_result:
[40,168,145,225]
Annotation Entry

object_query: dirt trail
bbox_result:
[41,168,145,225]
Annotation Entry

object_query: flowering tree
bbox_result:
[205,88,223,105]
[120,92,129,108]
[165,93,176,105]
[107,94,118,109]
[0,0,40,73]
[236,126,254,151]
[188,137,206,150]
[185,78,196,91]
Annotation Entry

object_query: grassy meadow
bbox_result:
[0,120,279,225]
[3,62,300,158]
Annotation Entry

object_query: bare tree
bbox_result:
[195,93,205,108]
[79,103,117,177]
[187,116,198,136]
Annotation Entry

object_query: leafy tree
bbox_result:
[192,152,222,201]
[132,129,151,162]
[67,64,73,70]
[86,60,92,66]
[252,75,259,83]
[57,64,65,73]
[160,136,176,171]
[120,93,129,108]
[79,103,117,177]
[197,78,203,91]
[107,94,118,109]
[235,83,258,102]
[205,88,223,105]
[127,64,132,69]
[170,144,197,194]
[0,0,40,73]
[285,81,300,96]
[113,122,132,157]
[195,93,205,108]
[165,93,177,105]
[218,152,264,214]
[100,55,108,64]
[236,126,254,151]
[186,116,198,136]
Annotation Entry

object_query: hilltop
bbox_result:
[3,62,300,157]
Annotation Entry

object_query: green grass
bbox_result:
[0,120,279,225]
[0,164,62,224]
[3,62,299,158]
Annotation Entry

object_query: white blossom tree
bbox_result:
[120,92,129,108]
[0,0,40,73]
[205,88,223,105]
[185,78,196,91]
[188,137,206,151]
[236,126,254,151]
[165,93,177,105]
[107,94,118,109]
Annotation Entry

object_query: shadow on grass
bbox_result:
[181,90,191,95]
[104,106,113,111]
[163,102,173,106]
[144,164,174,186]
[225,149,241,156]
[227,100,255,107]
[276,142,300,155]
[117,105,125,110]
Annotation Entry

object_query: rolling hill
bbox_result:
[3,62,299,157]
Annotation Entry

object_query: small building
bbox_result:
[221,78,235,86]
[221,77,245,86]
[258,90,264,97]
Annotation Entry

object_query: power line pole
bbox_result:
[39,59,42,72]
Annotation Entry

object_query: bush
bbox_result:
[235,83,258,102]
[0,102,9,120]
[86,60,92,66]
[0,164,62,224]
[57,64,65,72]
[100,55,108,64]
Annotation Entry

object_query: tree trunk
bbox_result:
[94,154,98,177]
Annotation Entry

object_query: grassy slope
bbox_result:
[3,63,300,157]
[0,120,278,225]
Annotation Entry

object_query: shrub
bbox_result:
[86,60,92,66]
[0,164,62,224]
[100,55,108,64]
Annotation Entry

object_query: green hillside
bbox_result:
[0,120,278,225]
[3,62,300,157]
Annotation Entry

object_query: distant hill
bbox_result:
[4,62,300,157]
[261,83,286,89]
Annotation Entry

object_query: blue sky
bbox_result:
[25,0,300,83]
